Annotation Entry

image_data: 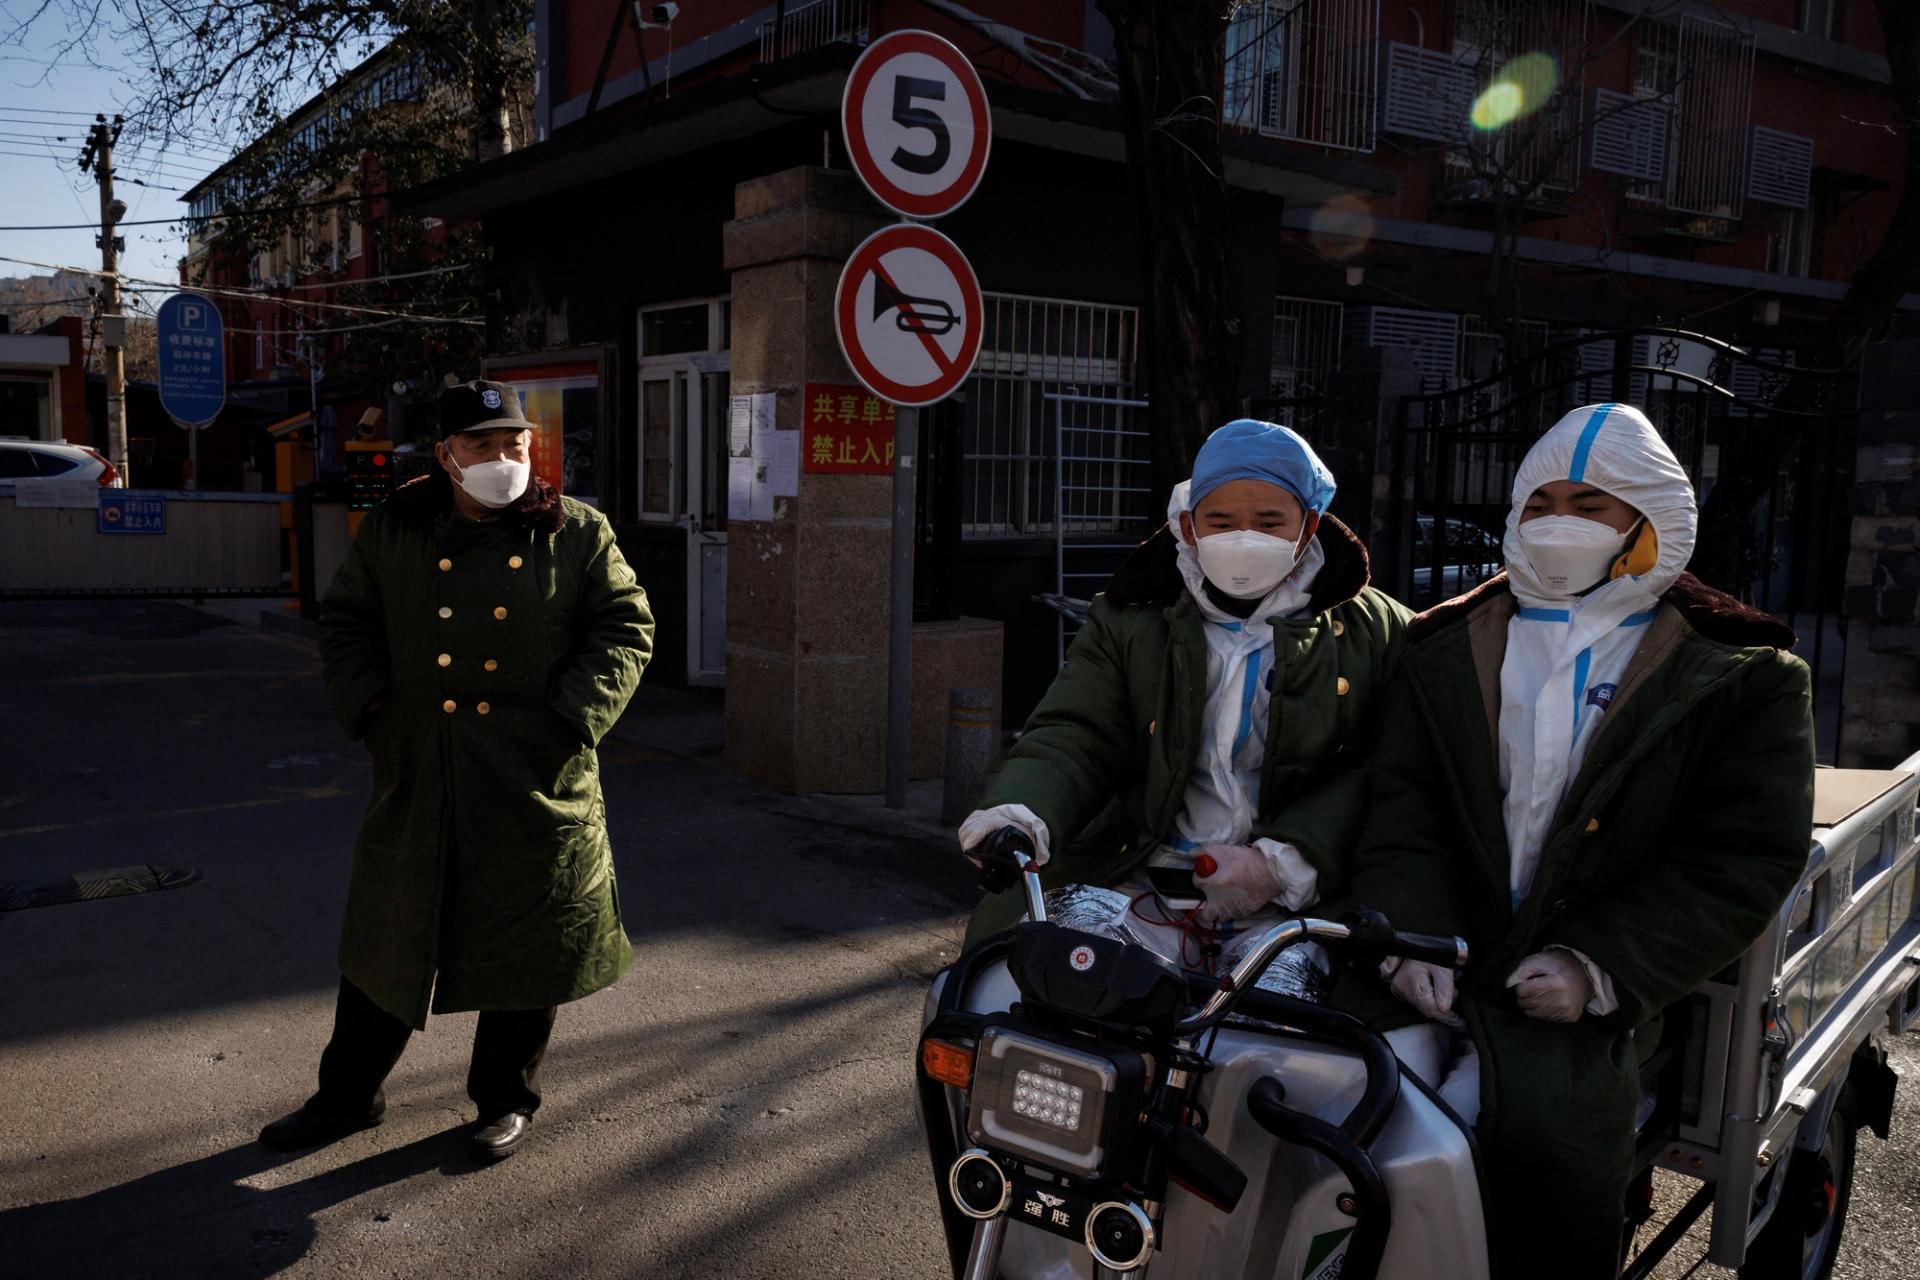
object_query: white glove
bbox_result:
[958,804,1051,868]
[1505,951,1594,1023]
[1192,842,1285,923]
[1387,959,1456,1021]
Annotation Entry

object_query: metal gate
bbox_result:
[1045,392,1152,666]
[1396,328,1856,761]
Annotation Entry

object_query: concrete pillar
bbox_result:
[721,167,892,792]
[1839,339,1920,768]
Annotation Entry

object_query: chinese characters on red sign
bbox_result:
[802,383,895,474]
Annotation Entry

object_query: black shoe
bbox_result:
[258,1097,384,1151]
[467,1110,532,1161]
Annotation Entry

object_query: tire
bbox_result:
[1739,1086,1858,1280]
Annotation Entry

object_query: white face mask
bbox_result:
[1195,529,1301,600]
[447,453,531,508]
[1516,515,1629,597]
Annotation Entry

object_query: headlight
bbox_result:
[964,1027,1145,1182]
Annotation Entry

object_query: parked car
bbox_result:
[0,438,118,489]
[1410,515,1503,600]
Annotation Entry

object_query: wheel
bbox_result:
[1739,1086,1857,1280]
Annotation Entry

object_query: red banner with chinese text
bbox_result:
[802,383,894,474]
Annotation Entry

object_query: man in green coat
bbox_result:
[260,379,654,1161]
[959,419,1409,944]
[1339,404,1814,1277]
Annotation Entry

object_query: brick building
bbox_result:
[396,0,1916,780]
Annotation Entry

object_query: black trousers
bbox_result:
[310,978,557,1121]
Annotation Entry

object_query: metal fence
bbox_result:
[960,293,1140,539]
[1048,392,1152,665]
[1396,328,1857,760]
[1223,0,1379,153]
[756,0,869,62]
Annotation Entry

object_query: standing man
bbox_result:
[1340,404,1814,1277]
[959,419,1409,941]
[260,379,654,1161]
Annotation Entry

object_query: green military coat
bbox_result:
[967,516,1410,943]
[1336,571,1814,1278]
[319,472,654,1028]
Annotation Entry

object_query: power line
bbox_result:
[0,106,102,117]
[0,192,381,231]
[0,254,484,325]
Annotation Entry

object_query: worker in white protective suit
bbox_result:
[956,419,1412,953]
[1338,402,1814,1279]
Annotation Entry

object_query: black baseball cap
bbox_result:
[439,379,530,438]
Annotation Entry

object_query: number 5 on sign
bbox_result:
[842,30,992,220]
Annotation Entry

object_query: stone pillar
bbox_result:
[1839,339,1920,768]
[721,168,892,792]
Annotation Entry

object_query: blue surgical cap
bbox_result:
[1188,419,1336,514]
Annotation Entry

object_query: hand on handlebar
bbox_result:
[1388,959,1456,1020]
[957,805,1050,868]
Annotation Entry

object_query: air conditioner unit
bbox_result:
[1590,89,1670,184]
[1382,43,1471,144]
[1747,127,1814,209]
[1346,305,1461,389]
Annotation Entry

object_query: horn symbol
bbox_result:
[872,274,959,337]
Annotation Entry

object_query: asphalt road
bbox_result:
[0,600,1914,1279]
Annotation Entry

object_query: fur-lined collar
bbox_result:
[383,468,566,534]
[1104,513,1374,615]
[1408,570,1797,649]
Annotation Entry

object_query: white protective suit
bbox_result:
[1153,479,1324,911]
[1498,402,1699,1014]
[960,480,1324,915]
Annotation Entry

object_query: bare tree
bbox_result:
[1097,0,1246,503]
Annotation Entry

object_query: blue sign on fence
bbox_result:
[156,293,227,426]
[99,492,166,534]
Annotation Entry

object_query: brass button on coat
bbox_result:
[1332,620,1346,637]
[1336,677,1351,696]
[438,606,453,619]
[442,699,457,714]
[476,702,491,715]
[508,555,523,569]
[484,659,499,672]
[438,558,452,572]
[1584,818,1600,835]
[437,653,452,668]
[1551,899,1569,914]
[493,606,508,620]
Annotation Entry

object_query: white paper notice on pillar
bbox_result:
[834,223,983,408]
[842,30,991,219]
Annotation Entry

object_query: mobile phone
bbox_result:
[1144,865,1202,900]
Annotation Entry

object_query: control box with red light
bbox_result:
[345,440,396,512]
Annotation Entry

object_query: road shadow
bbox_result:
[0,1127,491,1279]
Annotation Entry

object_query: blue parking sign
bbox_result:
[156,292,227,426]
[99,492,165,534]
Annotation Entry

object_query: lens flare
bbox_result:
[1470,52,1562,133]
[1308,195,1375,262]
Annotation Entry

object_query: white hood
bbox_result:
[1503,402,1697,613]
[1167,480,1325,623]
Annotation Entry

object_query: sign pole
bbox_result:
[885,404,918,809]
[183,417,198,491]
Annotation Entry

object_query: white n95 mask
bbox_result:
[449,455,531,508]
[1515,516,1629,597]
[1196,530,1300,600]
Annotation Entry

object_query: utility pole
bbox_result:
[79,114,129,488]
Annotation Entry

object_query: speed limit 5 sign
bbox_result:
[841,30,992,219]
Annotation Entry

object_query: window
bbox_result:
[635,298,729,521]
[31,450,77,475]
[0,377,52,438]
[1614,17,1755,217]
[960,294,1140,539]
[641,304,709,357]
[0,446,38,478]
[1767,206,1814,278]
[1269,296,1343,397]
[347,210,363,260]
[1223,0,1378,153]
